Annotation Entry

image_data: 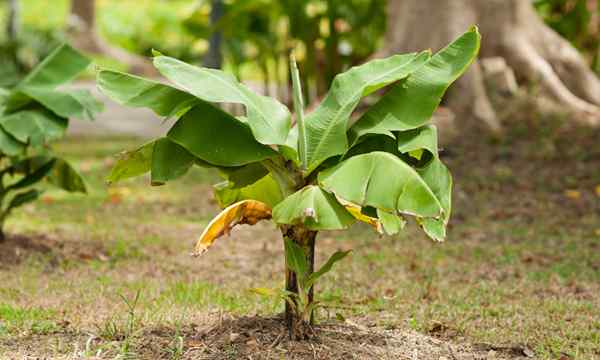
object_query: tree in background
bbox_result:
[203,0,224,69]
[381,0,600,131]
[69,0,154,74]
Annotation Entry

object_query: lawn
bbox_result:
[0,118,599,359]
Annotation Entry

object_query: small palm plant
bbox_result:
[0,44,101,241]
[98,28,480,338]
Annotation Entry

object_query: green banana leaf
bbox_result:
[167,103,277,167]
[416,158,452,241]
[349,27,480,143]
[19,87,103,120]
[396,125,439,165]
[0,128,24,156]
[0,110,68,147]
[304,51,430,173]
[154,55,291,146]
[151,137,196,185]
[218,162,269,189]
[97,70,198,118]
[377,209,406,236]
[107,141,155,184]
[272,185,355,230]
[214,174,283,208]
[48,158,87,193]
[318,152,442,218]
[19,43,90,89]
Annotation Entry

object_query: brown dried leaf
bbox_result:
[192,200,272,256]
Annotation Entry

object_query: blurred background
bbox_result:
[1,0,599,102]
[1,1,599,358]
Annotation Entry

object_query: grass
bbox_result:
[0,120,599,359]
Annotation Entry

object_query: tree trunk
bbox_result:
[6,0,19,42]
[203,0,224,69]
[68,0,155,75]
[281,225,316,340]
[381,0,600,130]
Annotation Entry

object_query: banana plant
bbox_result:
[0,43,101,241]
[97,27,480,339]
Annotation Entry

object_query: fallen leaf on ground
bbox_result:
[564,190,581,200]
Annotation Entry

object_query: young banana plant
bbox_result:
[98,27,480,339]
[0,44,100,241]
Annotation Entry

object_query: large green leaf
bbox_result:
[151,137,195,185]
[5,157,55,191]
[318,152,442,218]
[19,43,90,88]
[377,209,406,236]
[304,51,431,173]
[272,185,355,230]
[214,174,282,208]
[7,189,42,212]
[19,87,103,120]
[416,158,452,241]
[396,125,438,165]
[167,103,277,166]
[0,128,24,156]
[107,141,154,184]
[48,158,87,193]
[218,162,269,188]
[349,27,481,143]
[0,110,68,146]
[97,70,197,118]
[154,55,291,145]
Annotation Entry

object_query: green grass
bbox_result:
[0,132,599,359]
[0,304,58,336]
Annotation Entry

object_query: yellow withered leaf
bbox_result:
[337,197,383,234]
[192,200,272,256]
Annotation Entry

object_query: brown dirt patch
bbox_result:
[0,233,108,268]
[3,314,530,359]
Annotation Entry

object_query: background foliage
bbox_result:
[2,0,600,93]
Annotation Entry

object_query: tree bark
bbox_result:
[281,225,316,340]
[381,0,600,130]
[6,0,19,42]
[203,0,224,69]
[68,0,155,75]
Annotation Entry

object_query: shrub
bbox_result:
[0,43,101,240]
[97,27,480,339]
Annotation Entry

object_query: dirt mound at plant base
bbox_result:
[132,315,521,360]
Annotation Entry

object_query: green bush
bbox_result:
[0,43,101,240]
